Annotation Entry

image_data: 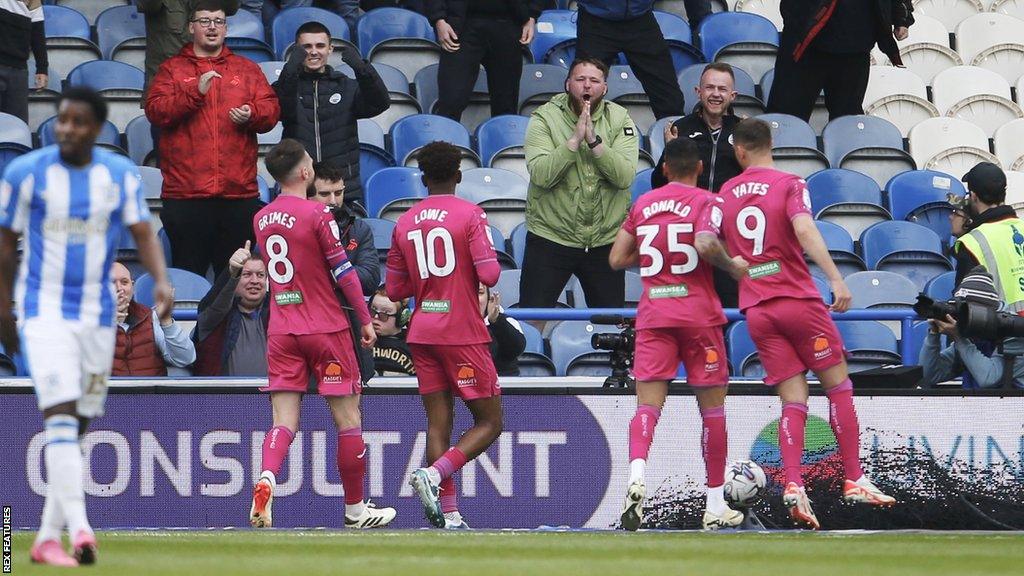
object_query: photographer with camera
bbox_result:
[918,266,1024,389]
[951,162,1024,313]
[308,161,380,384]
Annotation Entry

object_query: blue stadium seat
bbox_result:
[648,116,681,163]
[356,8,440,80]
[679,64,760,116]
[368,63,420,132]
[923,270,956,301]
[510,222,528,268]
[26,60,62,134]
[904,321,932,367]
[519,321,545,356]
[859,221,952,290]
[519,64,569,115]
[257,175,272,203]
[811,220,866,278]
[362,218,396,253]
[488,225,517,270]
[413,64,491,129]
[811,275,833,304]
[726,321,764,378]
[360,145,396,189]
[531,10,577,64]
[42,5,102,74]
[364,166,427,219]
[623,271,644,306]
[66,60,145,130]
[95,5,145,61]
[495,269,524,308]
[458,168,528,204]
[549,320,621,376]
[138,166,162,208]
[517,320,556,376]
[697,12,778,80]
[271,7,353,60]
[839,320,903,370]
[358,118,386,151]
[607,65,658,134]
[38,115,121,150]
[476,115,529,170]
[845,270,920,310]
[226,10,275,63]
[43,5,91,39]
[135,268,212,308]
[0,114,32,151]
[805,168,891,242]
[653,10,703,66]
[389,114,479,168]
[756,113,828,176]
[885,169,965,241]
[822,115,916,188]
[126,115,155,167]
[633,168,654,202]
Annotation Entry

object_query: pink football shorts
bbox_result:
[745,297,846,385]
[409,343,500,400]
[634,325,729,386]
[265,331,361,396]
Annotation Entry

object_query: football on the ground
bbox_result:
[723,460,767,507]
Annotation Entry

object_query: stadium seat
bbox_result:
[476,115,529,179]
[66,60,145,131]
[362,217,396,255]
[357,8,441,81]
[126,115,156,167]
[859,221,953,290]
[838,320,903,371]
[821,115,916,188]
[256,122,284,184]
[517,322,556,377]
[633,168,654,203]
[697,12,779,82]
[903,320,933,367]
[734,0,782,30]
[651,11,705,72]
[809,220,866,278]
[993,0,1024,21]
[932,66,1022,137]
[458,168,528,237]
[257,175,272,204]
[726,321,764,378]
[1006,170,1024,213]
[510,222,528,268]
[42,5,102,73]
[413,64,492,133]
[487,225,517,270]
[994,118,1024,171]
[912,0,982,31]
[369,63,420,132]
[495,269,524,308]
[623,271,644,307]
[955,12,1024,83]
[807,168,891,245]
[272,7,354,61]
[259,61,283,85]
[885,169,965,241]
[135,268,212,309]
[924,270,956,301]
[607,65,657,135]
[37,115,122,153]
[0,114,32,151]
[96,5,145,67]
[389,114,480,169]
[139,166,163,210]
[364,166,427,220]
[531,10,577,65]
[57,0,124,25]
[759,68,828,133]
[360,145,396,189]
[908,117,999,177]
[862,66,939,137]
[224,11,274,64]
[519,64,570,116]
[357,118,386,151]
[870,14,960,84]
[811,274,833,304]
[845,270,919,338]
[549,320,621,376]
[756,113,829,177]
[680,64,762,118]
[26,60,62,134]
[647,116,681,163]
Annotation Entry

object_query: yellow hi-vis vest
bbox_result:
[954,217,1024,313]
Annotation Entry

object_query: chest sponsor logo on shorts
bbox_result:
[275,291,303,305]
[649,284,688,299]
[812,335,833,360]
[704,347,721,372]
[421,299,450,313]
[748,260,781,279]
[323,361,344,384]
[456,364,477,388]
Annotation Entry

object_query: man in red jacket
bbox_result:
[145,0,280,278]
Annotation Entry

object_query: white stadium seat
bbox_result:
[734,0,783,31]
[909,117,1000,176]
[994,118,1024,171]
[870,13,952,66]
[863,66,938,137]
[955,12,1024,83]
[991,0,1024,21]
[931,66,1022,137]
[912,0,983,31]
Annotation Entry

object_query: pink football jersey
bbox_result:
[385,195,500,345]
[623,182,726,329]
[254,195,354,335]
[716,166,821,311]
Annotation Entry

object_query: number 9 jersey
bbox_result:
[715,167,821,312]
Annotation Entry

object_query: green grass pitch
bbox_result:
[10,531,1024,575]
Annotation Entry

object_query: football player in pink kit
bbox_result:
[717,119,895,529]
[249,139,396,529]
[385,141,502,529]
[609,138,749,531]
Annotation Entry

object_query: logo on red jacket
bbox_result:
[231,75,241,86]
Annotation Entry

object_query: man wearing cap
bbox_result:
[953,162,1024,313]
[919,266,1024,389]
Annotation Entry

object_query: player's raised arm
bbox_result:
[469,208,500,287]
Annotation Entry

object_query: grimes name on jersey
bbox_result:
[641,200,692,220]
[257,211,296,230]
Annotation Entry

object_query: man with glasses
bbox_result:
[145,0,280,279]
[369,288,415,376]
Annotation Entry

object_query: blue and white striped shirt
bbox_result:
[0,146,149,327]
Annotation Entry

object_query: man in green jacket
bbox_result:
[520,57,639,309]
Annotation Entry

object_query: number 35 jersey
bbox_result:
[623,182,725,330]
[716,166,821,312]
[386,195,499,346]
[253,195,353,336]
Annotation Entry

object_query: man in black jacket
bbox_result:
[652,63,742,308]
[767,0,914,122]
[273,21,390,213]
[310,161,381,384]
[479,284,526,376]
[0,0,47,122]
[425,0,542,122]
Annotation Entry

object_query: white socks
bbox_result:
[706,484,727,515]
[345,501,366,519]
[425,466,441,486]
[42,415,91,539]
[628,459,646,485]
[260,471,277,489]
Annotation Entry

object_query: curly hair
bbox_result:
[416,141,461,186]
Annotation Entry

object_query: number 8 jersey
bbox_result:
[253,195,355,335]
[716,166,821,312]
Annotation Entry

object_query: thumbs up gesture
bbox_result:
[229,240,252,278]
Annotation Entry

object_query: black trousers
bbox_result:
[0,64,28,122]
[575,8,686,120]
[435,18,523,121]
[519,232,625,308]
[766,37,871,122]
[161,197,262,278]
